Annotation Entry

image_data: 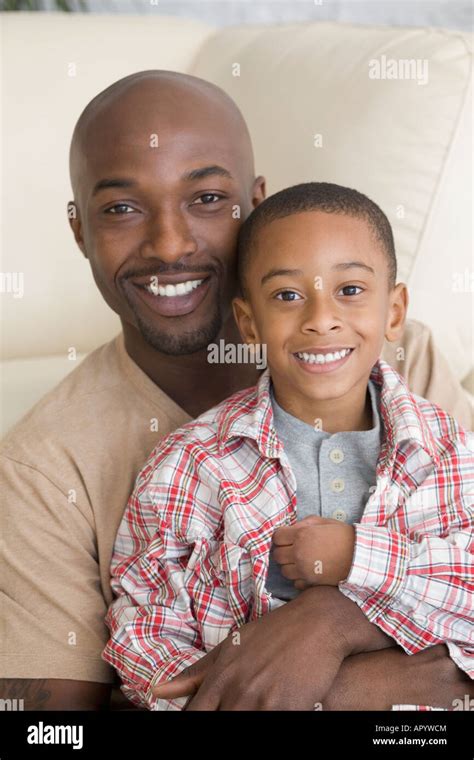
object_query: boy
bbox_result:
[104,183,473,711]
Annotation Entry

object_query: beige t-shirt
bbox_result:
[0,334,191,683]
[0,320,472,684]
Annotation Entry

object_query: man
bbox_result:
[0,71,472,711]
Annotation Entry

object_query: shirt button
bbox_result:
[332,509,347,522]
[329,448,344,464]
[331,478,345,494]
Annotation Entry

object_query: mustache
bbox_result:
[119,262,218,283]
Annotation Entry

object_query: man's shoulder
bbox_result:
[2,339,120,445]
[0,336,178,477]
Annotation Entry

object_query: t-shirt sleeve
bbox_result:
[0,455,114,683]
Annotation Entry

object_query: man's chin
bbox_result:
[135,311,223,357]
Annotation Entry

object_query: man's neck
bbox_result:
[122,316,259,418]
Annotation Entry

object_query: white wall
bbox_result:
[36,0,474,33]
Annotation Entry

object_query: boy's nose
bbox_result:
[299,293,343,334]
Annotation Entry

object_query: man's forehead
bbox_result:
[81,115,244,165]
[70,73,255,196]
[83,134,241,181]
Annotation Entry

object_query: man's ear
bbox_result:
[67,201,88,259]
[385,282,408,342]
[232,296,261,345]
[251,176,266,208]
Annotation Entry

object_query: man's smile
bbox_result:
[128,273,213,317]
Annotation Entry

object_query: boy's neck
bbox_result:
[272,379,374,434]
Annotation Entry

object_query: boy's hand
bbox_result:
[271,515,356,587]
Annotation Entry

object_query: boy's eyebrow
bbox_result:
[92,177,137,195]
[261,268,304,286]
[332,261,376,275]
[260,261,375,286]
[183,165,233,181]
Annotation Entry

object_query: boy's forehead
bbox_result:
[248,210,390,287]
[255,211,380,256]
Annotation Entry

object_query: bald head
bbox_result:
[66,69,266,358]
[69,70,255,203]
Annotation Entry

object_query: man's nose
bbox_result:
[300,292,342,334]
[139,209,198,263]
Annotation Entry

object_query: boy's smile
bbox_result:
[233,210,408,432]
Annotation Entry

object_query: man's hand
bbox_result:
[151,586,393,710]
[272,515,356,587]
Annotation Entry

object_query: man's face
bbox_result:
[233,211,407,406]
[70,85,264,355]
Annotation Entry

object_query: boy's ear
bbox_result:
[232,296,260,345]
[385,283,409,342]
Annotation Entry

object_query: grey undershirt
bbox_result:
[265,379,383,601]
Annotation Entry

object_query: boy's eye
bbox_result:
[192,193,224,205]
[339,285,364,296]
[275,290,302,301]
[105,204,136,215]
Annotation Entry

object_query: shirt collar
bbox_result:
[217,359,440,469]
[370,359,440,470]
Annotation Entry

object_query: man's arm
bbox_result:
[152,586,396,709]
[0,679,111,711]
[152,586,472,710]
[325,644,473,711]
[0,458,115,701]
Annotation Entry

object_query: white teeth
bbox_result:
[145,278,204,297]
[295,348,352,364]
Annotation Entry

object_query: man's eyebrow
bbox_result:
[92,178,137,196]
[183,165,233,181]
[261,268,304,286]
[332,261,375,275]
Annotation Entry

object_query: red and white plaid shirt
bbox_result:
[104,359,474,711]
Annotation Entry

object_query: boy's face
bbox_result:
[233,211,407,407]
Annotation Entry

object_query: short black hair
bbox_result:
[237,182,397,297]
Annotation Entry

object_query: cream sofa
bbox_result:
[1,13,472,436]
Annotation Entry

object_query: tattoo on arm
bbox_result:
[0,679,52,710]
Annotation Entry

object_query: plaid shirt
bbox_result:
[104,359,474,711]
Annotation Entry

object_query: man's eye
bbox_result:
[275,290,302,301]
[339,285,364,296]
[105,204,135,214]
[193,194,223,205]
